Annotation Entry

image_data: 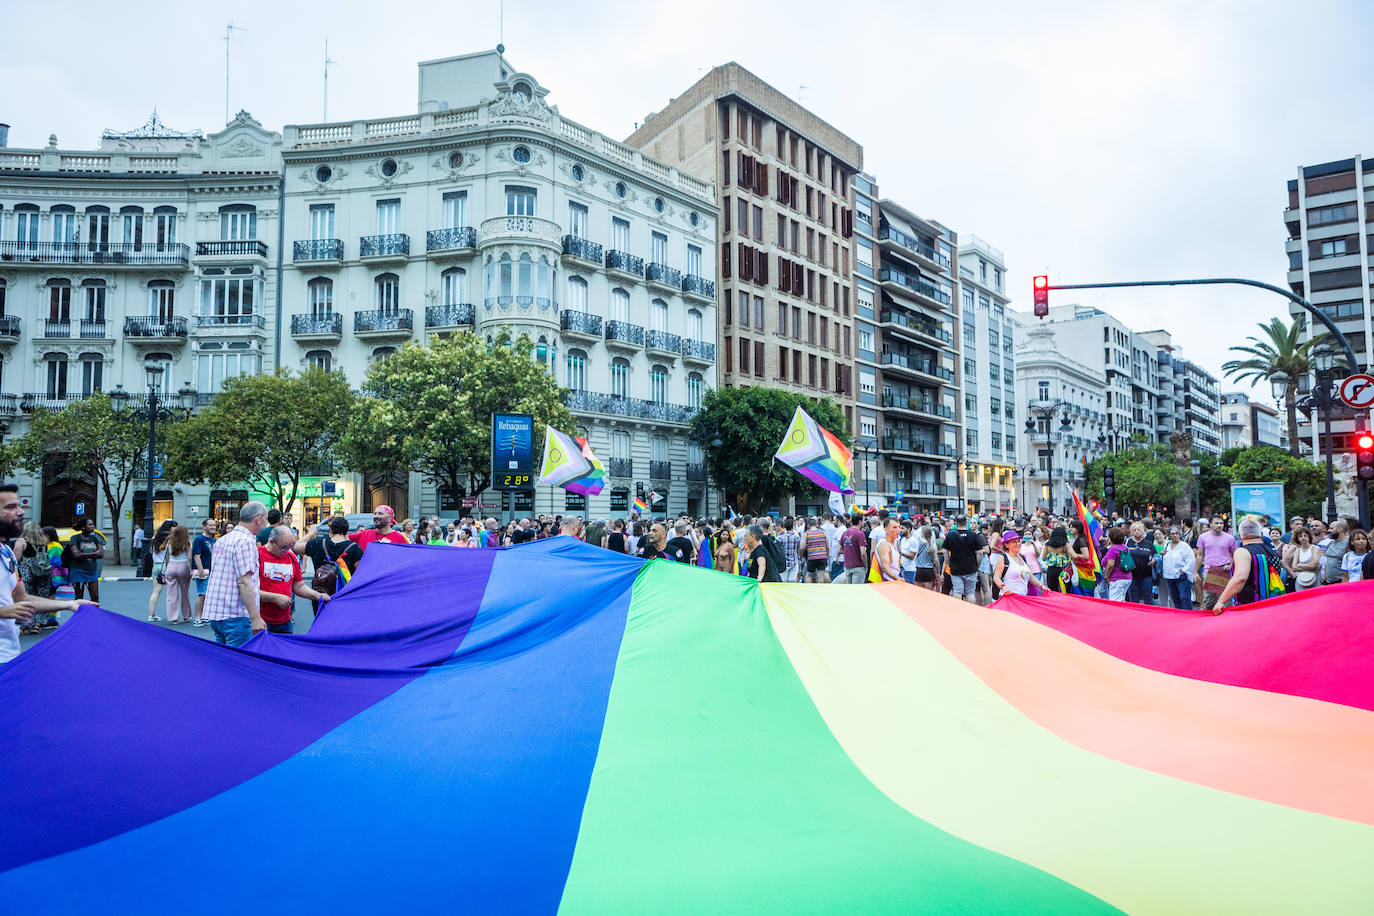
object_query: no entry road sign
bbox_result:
[1339,374,1374,409]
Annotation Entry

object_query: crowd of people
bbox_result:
[7,489,1369,663]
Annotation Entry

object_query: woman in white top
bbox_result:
[1160,527,1196,610]
[144,521,175,622]
[1283,527,1322,590]
[992,531,1044,597]
[1341,529,1369,583]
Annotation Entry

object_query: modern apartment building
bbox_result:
[0,111,284,526]
[955,236,1017,513]
[625,63,861,516]
[0,48,720,526]
[1140,330,1222,454]
[1221,392,1286,450]
[282,50,718,520]
[1011,316,1108,514]
[1284,156,1373,457]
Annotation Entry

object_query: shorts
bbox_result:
[1108,578,1131,601]
[949,572,978,597]
[901,570,916,585]
[195,576,210,596]
[914,567,935,583]
[806,558,828,573]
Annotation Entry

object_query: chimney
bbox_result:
[0,124,9,148]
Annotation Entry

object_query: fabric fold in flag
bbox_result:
[773,405,855,494]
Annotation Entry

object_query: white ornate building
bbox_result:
[0,49,718,528]
[279,50,718,519]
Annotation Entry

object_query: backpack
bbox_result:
[1244,543,1287,603]
[1118,547,1135,573]
[310,539,351,596]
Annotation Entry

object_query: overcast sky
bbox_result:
[6,0,1372,390]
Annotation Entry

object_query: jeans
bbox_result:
[949,572,979,599]
[1108,578,1130,601]
[901,569,916,585]
[211,617,252,648]
[828,559,844,580]
[836,566,867,584]
[1165,576,1193,610]
[267,621,293,634]
[1127,575,1154,605]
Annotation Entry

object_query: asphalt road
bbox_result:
[17,576,322,653]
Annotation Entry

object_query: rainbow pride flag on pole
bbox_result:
[774,406,855,494]
[6,541,1374,912]
[538,425,605,496]
[633,495,649,513]
[1068,485,1103,583]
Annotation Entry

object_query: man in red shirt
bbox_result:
[348,505,410,553]
[259,526,331,634]
[836,513,870,584]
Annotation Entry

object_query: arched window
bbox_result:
[687,372,704,410]
[610,358,631,399]
[517,253,533,303]
[687,308,703,341]
[375,273,399,312]
[44,352,68,398]
[371,346,397,362]
[651,299,668,333]
[219,204,257,241]
[566,348,587,391]
[611,288,630,323]
[650,364,669,404]
[51,205,76,246]
[81,279,106,323]
[120,205,144,249]
[79,352,104,396]
[14,204,39,247]
[441,267,467,305]
[153,205,177,249]
[47,279,72,324]
[305,350,333,372]
[85,205,111,251]
[567,276,588,312]
[148,281,175,321]
[612,430,631,460]
[308,278,333,317]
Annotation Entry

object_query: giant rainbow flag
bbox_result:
[4,540,1374,912]
[773,405,855,494]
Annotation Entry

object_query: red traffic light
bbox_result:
[1356,431,1374,480]
[1358,434,1374,450]
[1032,275,1050,318]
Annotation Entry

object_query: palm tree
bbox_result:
[1222,316,1328,457]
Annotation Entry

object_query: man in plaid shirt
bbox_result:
[778,517,803,583]
[201,501,270,647]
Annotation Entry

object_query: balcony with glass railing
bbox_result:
[880,308,952,344]
[877,267,952,306]
[877,222,950,268]
[880,351,953,381]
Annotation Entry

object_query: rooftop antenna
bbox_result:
[498,0,504,53]
[323,38,339,122]
[224,22,246,126]
[798,83,809,105]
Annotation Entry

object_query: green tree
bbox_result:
[337,333,572,501]
[1222,444,1325,521]
[1222,316,1328,457]
[164,368,353,512]
[690,386,850,513]
[1084,443,1184,515]
[14,393,163,563]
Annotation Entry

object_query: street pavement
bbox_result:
[17,566,322,654]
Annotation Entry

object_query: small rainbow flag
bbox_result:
[1068,485,1102,581]
[633,495,649,513]
[538,426,606,496]
[773,406,854,494]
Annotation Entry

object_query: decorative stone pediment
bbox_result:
[494,145,547,177]
[365,159,413,189]
[432,150,480,180]
[486,73,556,126]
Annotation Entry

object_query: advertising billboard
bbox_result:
[491,413,535,491]
[1230,482,1285,529]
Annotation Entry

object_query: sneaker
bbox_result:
[191,618,207,627]
[147,615,160,622]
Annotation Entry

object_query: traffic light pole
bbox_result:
[1359,479,1370,532]
[1043,277,1359,374]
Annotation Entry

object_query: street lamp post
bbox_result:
[1025,401,1076,515]
[1189,459,1201,519]
[851,441,882,511]
[110,367,196,551]
[1272,356,1338,523]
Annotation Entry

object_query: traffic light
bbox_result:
[1033,275,1050,317]
[1356,431,1374,481]
[1103,466,1115,500]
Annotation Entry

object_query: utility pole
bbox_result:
[224,22,246,126]
[323,39,339,122]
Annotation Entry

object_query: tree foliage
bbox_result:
[15,393,162,563]
[337,332,572,499]
[1221,444,1325,521]
[164,368,353,512]
[690,386,850,514]
[1222,315,1329,457]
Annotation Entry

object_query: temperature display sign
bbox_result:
[491,413,535,491]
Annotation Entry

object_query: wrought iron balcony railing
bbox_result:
[426,227,477,252]
[354,308,414,333]
[604,250,644,276]
[649,460,672,479]
[564,390,697,424]
[606,457,634,478]
[198,314,266,328]
[0,316,20,337]
[561,235,603,262]
[646,263,682,287]
[559,310,603,336]
[290,313,343,336]
[43,320,71,338]
[79,320,107,338]
[196,240,268,257]
[646,330,681,353]
[293,238,344,261]
[123,316,188,338]
[425,303,475,327]
[0,240,190,266]
[604,320,644,346]
[686,463,707,481]
[359,234,410,258]
[679,338,716,362]
[681,273,716,299]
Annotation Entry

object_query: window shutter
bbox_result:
[794,263,804,292]
[757,164,769,196]
[779,257,791,293]
[738,242,753,281]
[757,250,769,285]
[721,242,731,278]
[755,340,764,377]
